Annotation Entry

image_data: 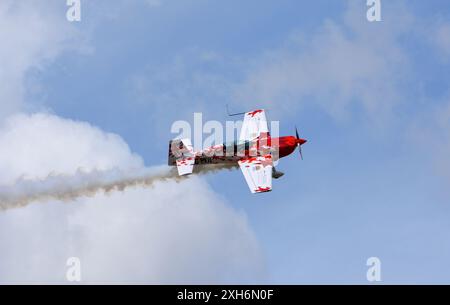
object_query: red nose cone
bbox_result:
[297,138,307,145]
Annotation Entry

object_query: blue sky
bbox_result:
[2,0,450,283]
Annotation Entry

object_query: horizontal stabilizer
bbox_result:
[176,157,195,176]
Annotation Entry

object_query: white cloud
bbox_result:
[0,113,143,185]
[0,2,263,283]
[0,113,264,284]
[0,1,85,121]
[129,2,419,127]
[232,2,414,124]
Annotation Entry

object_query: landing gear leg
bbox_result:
[272,167,284,179]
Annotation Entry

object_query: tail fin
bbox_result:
[168,138,193,164]
[168,138,196,176]
[168,140,177,166]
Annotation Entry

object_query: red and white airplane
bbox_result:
[168,109,307,193]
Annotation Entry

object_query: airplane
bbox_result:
[168,109,307,194]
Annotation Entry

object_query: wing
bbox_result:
[238,155,273,194]
[239,109,269,141]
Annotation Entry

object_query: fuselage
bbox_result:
[168,135,307,166]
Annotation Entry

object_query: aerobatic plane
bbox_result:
[168,109,307,193]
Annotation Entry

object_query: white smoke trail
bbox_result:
[0,163,238,211]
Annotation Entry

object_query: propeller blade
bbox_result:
[295,126,303,160]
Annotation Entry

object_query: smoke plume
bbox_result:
[0,163,238,211]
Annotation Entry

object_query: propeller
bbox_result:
[295,126,304,160]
